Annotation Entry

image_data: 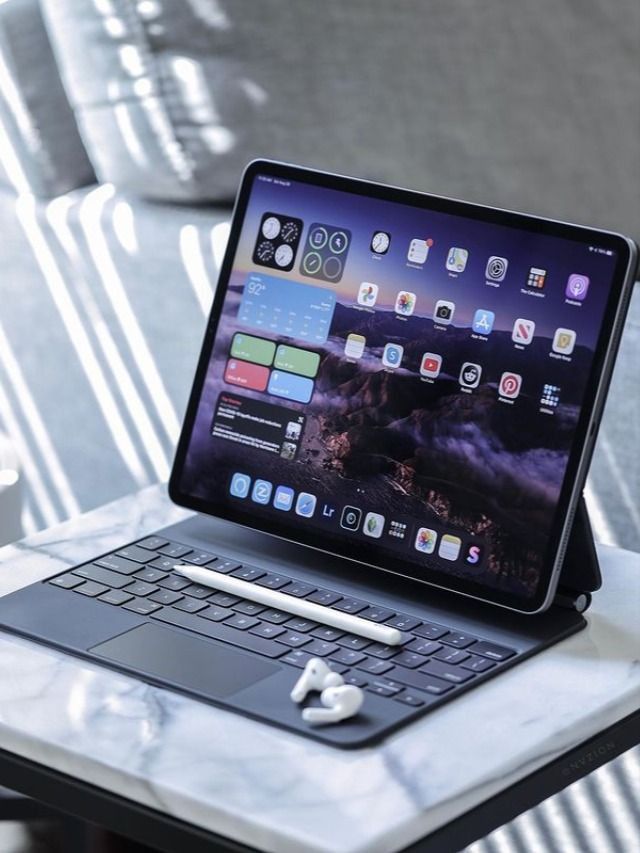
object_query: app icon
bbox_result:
[230,472,251,499]
[460,362,482,389]
[446,247,469,273]
[472,309,495,335]
[363,512,385,538]
[512,318,536,345]
[485,256,508,282]
[434,299,455,325]
[465,543,483,566]
[345,333,366,359]
[415,527,437,554]
[341,506,362,531]
[553,328,576,355]
[395,291,416,316]
[322,503,337,519]
[499,372,522,399]
[357,282,379,307]
[407,238,432,264]
[388,520,408,540]
[382,343,404,368]
[273,485,295,511]
[370,231,391,254]
[295,492,317,517]
[438,534,462,561]
[526,267,547,290]
[540,384,561,408]
[420,352,442,378]
[566,274,590,301]
[253,212,302,272]
[251,479,273,505]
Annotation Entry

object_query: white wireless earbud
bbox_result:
[302,684,364,725]
[290,658,344,703]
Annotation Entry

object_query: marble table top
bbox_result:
[0,485,638,853]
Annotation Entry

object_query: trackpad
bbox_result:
[91,623,278,699]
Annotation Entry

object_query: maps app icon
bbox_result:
[566,274,590,301]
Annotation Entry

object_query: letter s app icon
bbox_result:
[465,544,483,567]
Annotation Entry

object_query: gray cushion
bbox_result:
[40,0,640,236]
[0,0,95,197]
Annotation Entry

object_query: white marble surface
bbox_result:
[0,485,638,853]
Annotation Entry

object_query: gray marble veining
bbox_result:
[0,485,638,853]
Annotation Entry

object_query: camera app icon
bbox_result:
[433,299,455,325]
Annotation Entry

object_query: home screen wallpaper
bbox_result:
[180,172,618,601]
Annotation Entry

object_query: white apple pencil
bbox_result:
[173,564,403,646]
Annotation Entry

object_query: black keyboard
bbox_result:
[48,536,518,710]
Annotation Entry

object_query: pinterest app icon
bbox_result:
[566,274,590,301]
[499,372,522,399]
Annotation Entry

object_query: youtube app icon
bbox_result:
[420,352,442,378]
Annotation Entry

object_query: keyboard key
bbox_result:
[133,567,168,583]
[336,634,371,651]
[261,609,291,624]
[136,536,169,551]
[233,600,266,616]
[440,632,476,649]
[284,617,318,633]
[122,597,162,616]
[461,655,496,674]
[249,623,287,639]
[280,650,315,669]
[281,581,316,598]
[406,639,442,657]
[356,658,394,676]
[231,566,265,582]
[332,597,367,614]
[49,573,84,590]
[151,609,286,659]
[386,614,422,632]
[116,545,156,564]
[149,589,184,606]
[182,585,213,600]
[366,682,400,697]
[343,672,367,688]
[366,643,399,660]
[225,614,260,631]
[307,589,342,606]
[255,573,290,589]
[95,555,141,576]
[149,557,177,572]
[173,598,208,614]
[387,666,454,695]
[304,640,339,657]
[210,592,241,608]
[433,648,470,665]
[330,648,367,666]
[394,691,425,707]
[158,543,193,559]
[74,581,109,597]
[183,551,218,566]
[360,605,395,623]
[211,559,242,574]
[413,623,448,641]
[470,641,516,662]
[98,589,134,606]
[278,631,311,648]
[125,581,159,598]
[199,605,234,623]
[420,660,474,685]
[73,564,132,589]
[157,574,192,592]
[311,626,344,642]
[393,651,427,670]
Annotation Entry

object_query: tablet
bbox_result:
[170,161,637,613]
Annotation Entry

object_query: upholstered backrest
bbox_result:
[40,0,640,236]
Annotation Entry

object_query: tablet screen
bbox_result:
[171,162,633,612]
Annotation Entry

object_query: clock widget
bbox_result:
[370,230,391,255]
[252,212,303,272]
[300,221,351,284]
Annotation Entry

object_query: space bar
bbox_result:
[151,609,286,659]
